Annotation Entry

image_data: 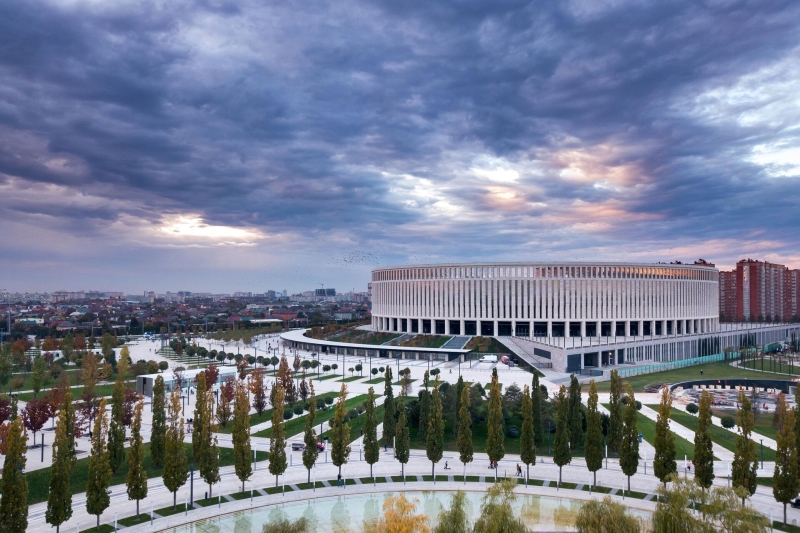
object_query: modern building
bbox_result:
[718,259,800,322]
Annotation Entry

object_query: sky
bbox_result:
[1,0,799,294]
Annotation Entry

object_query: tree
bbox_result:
[732,389,759,504]
[108,355,129,474]
[86,399,111,532]
[620,384,639,493]
[0,417,28,532]
[432,491,468,533]
[331,383,351,476]
[568,374,583,447]
[553,385,571,485]
[126,399,147,519]
[150,376,166,468]
[46,392,76,533]
[363,494,430,533]
[485,374,504,475]
[395,391,410,478]
[60,334,74,362]
[519,384,536,481]
[232,380,252,492]
[456,381,473,476]
[773,394,799,525]
[195,373,220,497]
[650,386,676,486]
[472,478,526,533]
[427,379,444,476]
[302,381,319,483]
[248,368,268,417]
[163,389,188,509]
[363,386,380,478]
[585,380,603,488]
[204,364,220,388]
[269,385,287,487]
[23,397,51,446]
[31,354,48,398]
[531,372,543,447]
[216,376,235,427]
[607,370,623,453]
[694,389,715,490]
[575,497,641,533]
[418,388,431,442]
[383,367,396,447]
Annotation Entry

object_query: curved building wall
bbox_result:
[371,262,719,338]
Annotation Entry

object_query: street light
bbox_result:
[760,439,764,469]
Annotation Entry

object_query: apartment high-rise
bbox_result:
[786,269,800,321]
[719,259,791,322]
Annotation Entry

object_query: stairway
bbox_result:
[495,336,554,369]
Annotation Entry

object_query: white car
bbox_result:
[478,355,498,363]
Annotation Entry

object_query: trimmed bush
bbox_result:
[293,404,304,416]
[686,403,699,415]
[721,415,735,429]
[324,396,334,406]
[283,410,294,420]
[507,425,519,438]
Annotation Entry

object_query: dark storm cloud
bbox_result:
[1,0,799,290]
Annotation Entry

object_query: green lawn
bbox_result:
[740,357,800,375]
[317,373,342,381]
[400,335,452,349]
[603,404,698,460]
[24,442,269,505]
[365,377,385,384]
[16,381,135,402]
[8,368,82,392]
[215,391,338,434]
[254,393,370,438]
[711,408,778,441]
[666,409,775,460]
[588,361,789,392]
[337,375,365,383]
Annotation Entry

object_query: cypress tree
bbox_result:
[126,399,148,519]
[395,391,410,478]
[232,380,252,492]
[163,389,188,509]
[694,390,715,490]
[382,367,396,447]
[608,370,623,454]
[773,395,799,525]
[108,356,129,474]
[196,373,220,497]
[653,386,677,484]
[732,388,758,504]
[331,383,351,476]
[532,372,543,447]
[150,375,166,468]
[427,379,444,477]
[418,388,431,442]
[0,417,28,533]
[302,381,319,483]
[485,374,505,475]
[192,372,207,465]
[457,381,473,475]
[553,385,571,485]
[86,398,111,532]
[269,385,288,486]
[568,374,583,447]
[519,384,536,481]
[363,386,380,479]
[46,392,76,533]
[619,385,639,493]
[585,380,603,488]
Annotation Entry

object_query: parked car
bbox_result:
[478,355,498,363]
[291,440,326,452]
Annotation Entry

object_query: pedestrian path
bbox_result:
[638,404,734,461]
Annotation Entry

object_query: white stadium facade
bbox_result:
[365,262,800,374]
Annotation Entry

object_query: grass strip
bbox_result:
[668,409,776,461]
[254,393,370,438]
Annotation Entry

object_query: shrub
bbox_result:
[371,368,378,376]
[283,410,294,420]
[346,408,359,421]
[323,365,331,373]
[325,396,334,406]
[430,368,440,377]
[621,397,642,410]
[686,403,699,415]
[293,404,304,416]
[379,367,385,373]
[158,361,169,372]
[507,425,520,438]
[356,405,365,415]
[721,415,735,429]
[316,398,327,410]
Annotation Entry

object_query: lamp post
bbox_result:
[547,420,551,454]
[760,439,764,470]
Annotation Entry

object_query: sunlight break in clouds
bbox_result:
[157,216,266,247]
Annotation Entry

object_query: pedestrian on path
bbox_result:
[337,473,342,487]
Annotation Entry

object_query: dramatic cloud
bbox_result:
[1,0,799,292]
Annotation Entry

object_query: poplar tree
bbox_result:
[196,373,220,497]
[694,389,714,490]
[0,417,28,533]
[608,370,623,454]
[331,383,351,477]
[192,372,207,465]
[108,355,129,473]
[620,385,639,493]
[454,374,465,436]
[363,386,380,479]
[585,380,603,488]
[302,381,319,483]
[519,384,536,481]
[150,375,166,468]
[568,374,583,447]
[457,381,473,475]
[732,388,758,504]
[418,388,431,442]
[163,389,188,509]
[485,374,505,475]
[395,391,410,478]
[269,385,288,487]
[47,392,76,533]
[126,399,148,519]
[86,398,111,532]
[232,380,252,492]
[427,379,444,477]
[653,386,676,484]
[773,396,799,525]
[532,372,543,447]
[553,385,571,485]
[383,367,396,447]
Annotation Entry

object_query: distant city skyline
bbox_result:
[2,2,799,293]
